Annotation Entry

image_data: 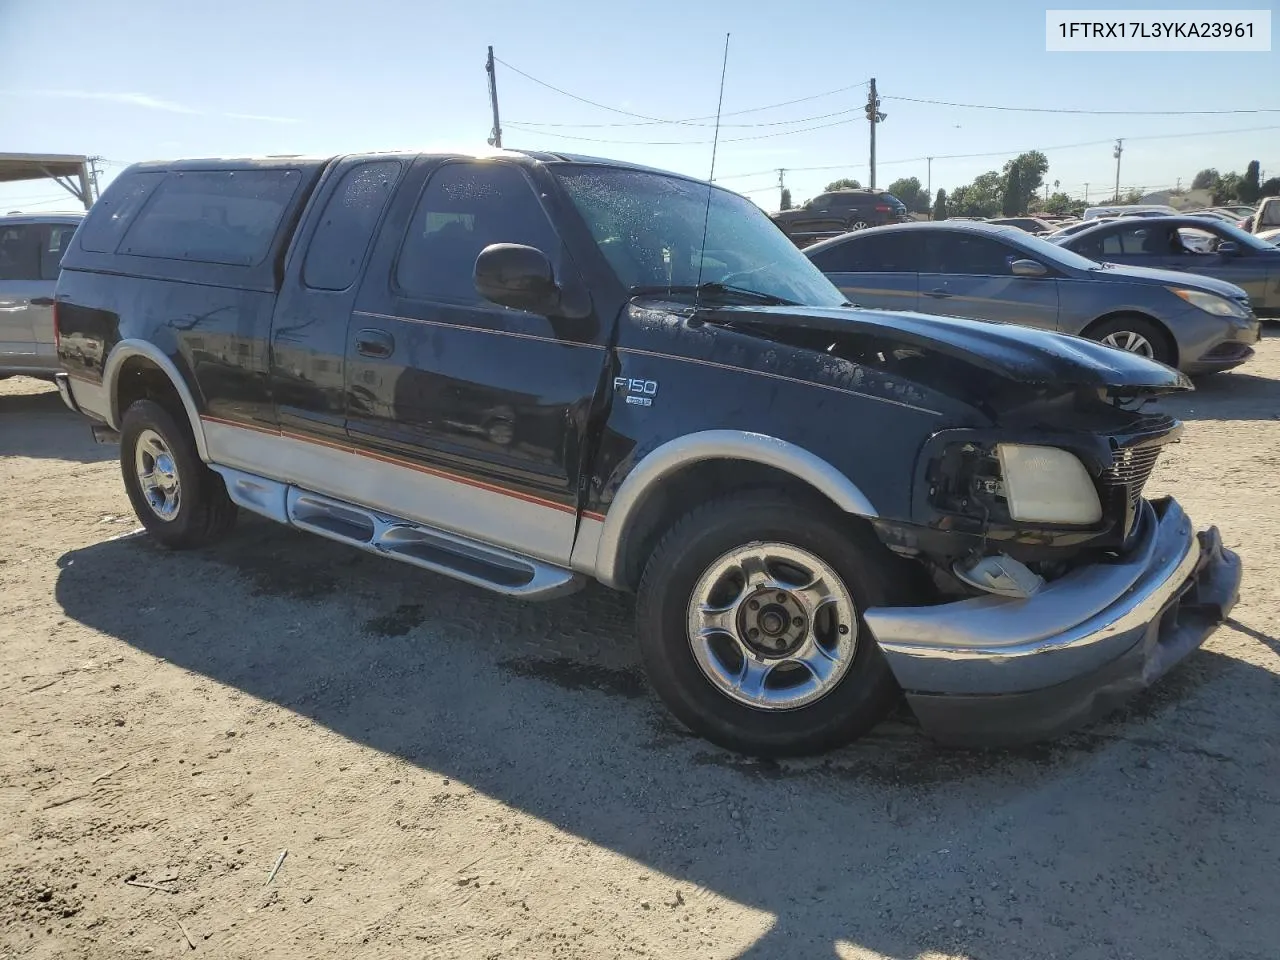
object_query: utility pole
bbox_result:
[926,157,932,203]
[87,156,102,203]
[866,79,886,189]
[485,46,503,148]
[1084,182,1090,203]
[777,168,787,209]
[1112,139,1124,202]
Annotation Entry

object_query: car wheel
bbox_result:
[1086,315,1176,367]
[635,489,900,757]
[119,399,238,549]
[847,220,870,231]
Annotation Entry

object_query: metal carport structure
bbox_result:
[0,153,96,210]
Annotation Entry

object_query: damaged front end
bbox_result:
[703,305,1241,745]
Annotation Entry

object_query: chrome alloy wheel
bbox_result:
[134,428,182,521]
[686,542,858,711]
[1099,330,1155,357]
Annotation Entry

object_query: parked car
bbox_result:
[984,216,1055,235]
[1045,217,1115,241]
[1057,216,1280,317]
[1240,196,1280,235]
[1083,204,1177,220]
[805,221,1259,372]
[1212,205,1256,219]
[53,151,1239,756]
[771,189,909,247]
[0,212,82,378]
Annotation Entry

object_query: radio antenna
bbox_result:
[693,32,730,309]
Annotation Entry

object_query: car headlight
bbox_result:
[997,444,1102,524]
[1169,287,1248,318]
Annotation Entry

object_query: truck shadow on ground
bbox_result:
[0,381,116,463]
[54,519,1280,959]
[1156,368,1280,422]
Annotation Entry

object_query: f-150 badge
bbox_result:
[614,377,658,407]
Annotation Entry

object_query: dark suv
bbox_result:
[770,190,909,247]
[53,150,1239,757]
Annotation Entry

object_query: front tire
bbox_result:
[1086,315,1176,367]
[635,490,900,757]
[119,399,237,549]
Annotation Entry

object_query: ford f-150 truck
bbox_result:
[53,149,1241,756]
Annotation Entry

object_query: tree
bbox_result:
[780,188,793,211]
[932,188,947,221]
[824,178,861,191]
[1215,172,1243,205]
[886,176,930,214]
[1240,160,1261,204]
[1002,164,1023,216]
[1261,177,1280,198]
[948,170,1003,218]
[1192,168,1220,191]
[1041,192,1082,217]
[1003,151,1048,213]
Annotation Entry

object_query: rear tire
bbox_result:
[119,399,237,549]
[635,489,901,757]
[1086,315,1176,367]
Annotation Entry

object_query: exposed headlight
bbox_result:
[996,444,1102,525]
[1169,287,1248,318]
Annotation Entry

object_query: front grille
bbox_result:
[1101,444,1162,512]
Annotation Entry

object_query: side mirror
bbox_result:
[474,243,564,315]
[1010,258,1049,277]
[1217,240,1239,256]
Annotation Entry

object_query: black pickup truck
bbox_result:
[54,149,1240,756]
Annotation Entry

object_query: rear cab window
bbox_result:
[304,161,403,291]
[119,170,302,266]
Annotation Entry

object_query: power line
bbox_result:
[505,116,860,146]
[882,94,1280,116]
[715,123,1280,182]
[495,55,868,127]
[508,106,863,130]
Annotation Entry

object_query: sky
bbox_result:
[1,0,1277,214]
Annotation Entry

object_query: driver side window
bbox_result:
[395,162,562,304]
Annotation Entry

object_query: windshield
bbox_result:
[1006,229,1109,271]
[552,165,847,308]
[1201,220,1279,252]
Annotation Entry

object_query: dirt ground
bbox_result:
[2,336,1279,960]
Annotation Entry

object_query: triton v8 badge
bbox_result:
[614,377,658,407]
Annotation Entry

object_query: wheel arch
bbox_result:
[585,431,878,591]
[105,340,209,461]
[1080,311,1179,368]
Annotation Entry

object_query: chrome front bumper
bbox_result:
[865,497,1241,745]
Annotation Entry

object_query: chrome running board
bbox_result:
[210,465,583,600]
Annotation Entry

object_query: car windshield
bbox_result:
[552,165,847,308]
[1196,220,1278,252]
[1004,230,1107,271]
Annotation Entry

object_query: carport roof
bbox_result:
[0,152,89,183]
[0,153,94,209]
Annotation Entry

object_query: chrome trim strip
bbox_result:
[102,339,208,459]
[591,430,878,588]
[615,346,942,415]
[210,465,582,600]
[352,310,607,351]
[203,418,577,566]
[867,499,1203,695]
[61,373,110,425]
